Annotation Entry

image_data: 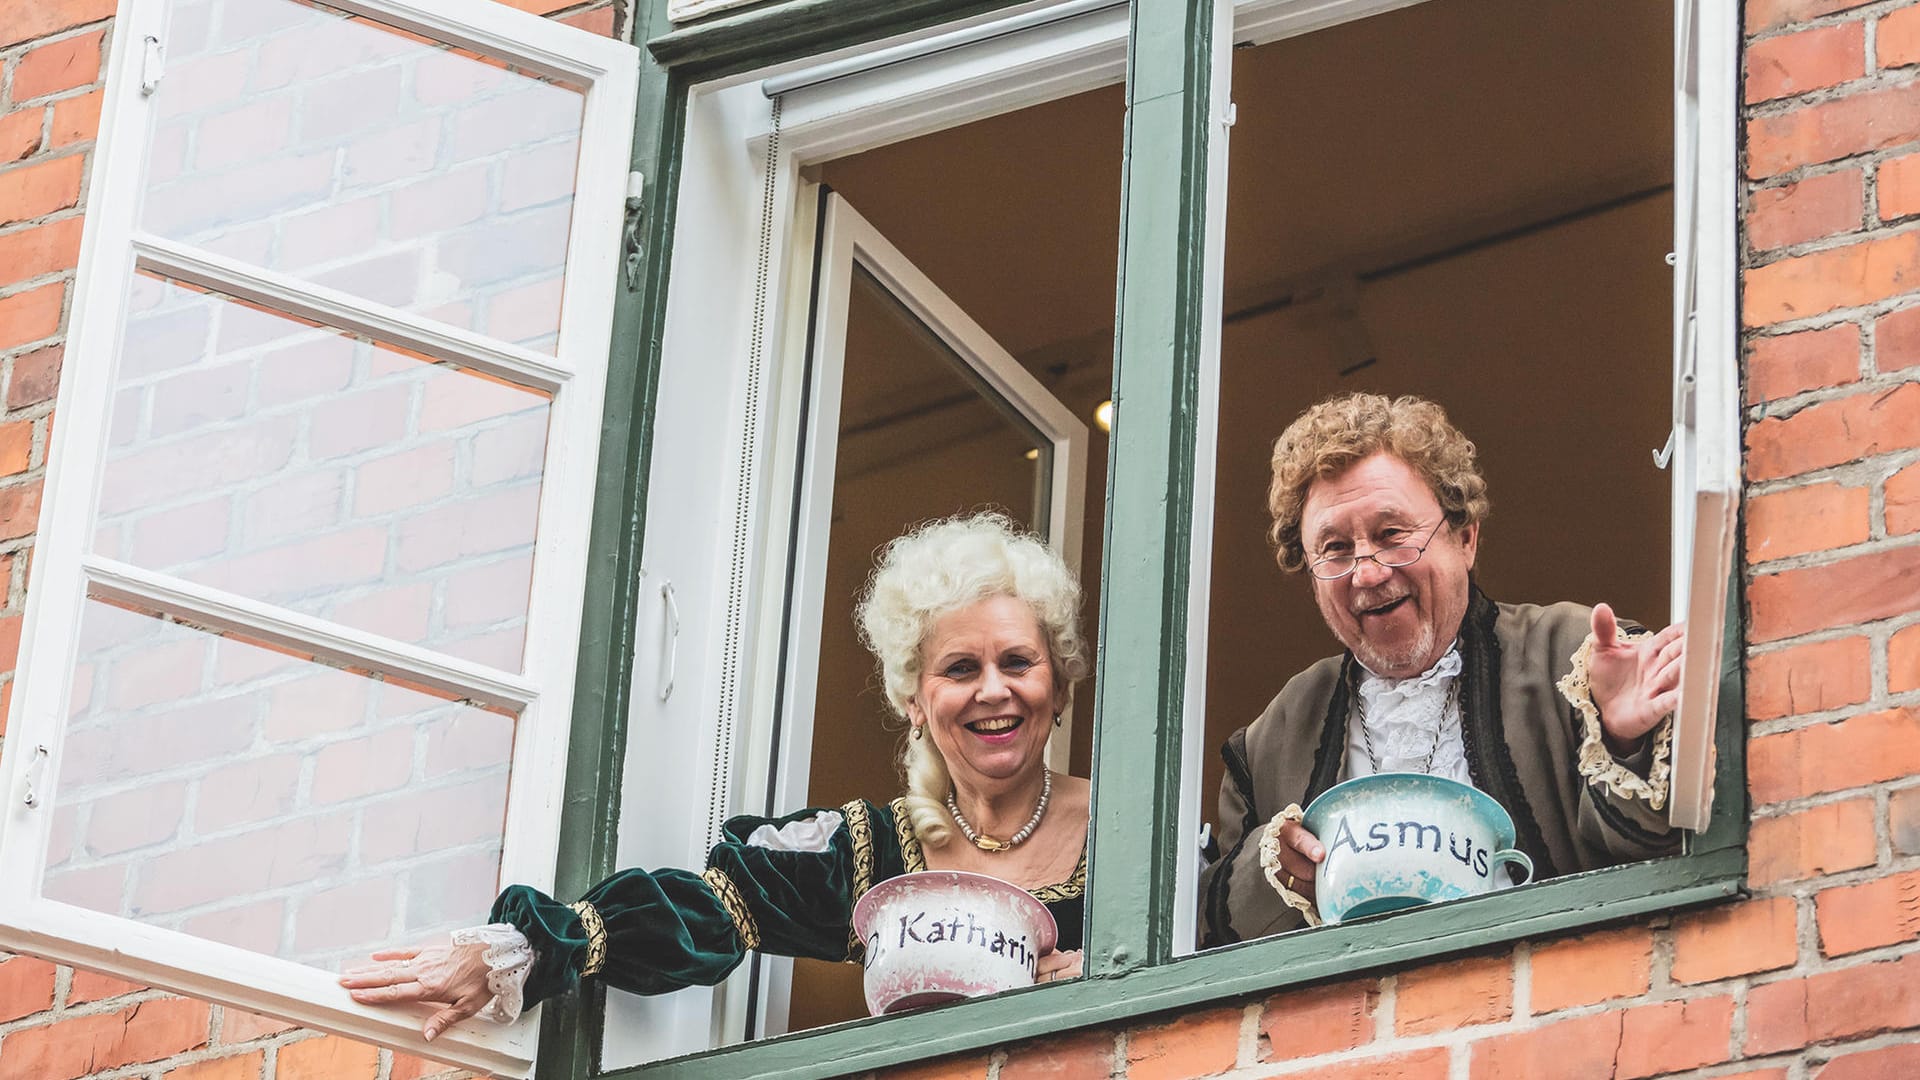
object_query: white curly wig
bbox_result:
[855,512,1089,849]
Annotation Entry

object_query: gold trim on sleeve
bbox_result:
[702,866,762,951]
[843,799,874,960]
[890,796,926,872]
[569,900,608,978]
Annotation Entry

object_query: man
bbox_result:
[1199,393,1683,944]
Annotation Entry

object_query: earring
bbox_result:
[1052,714,1062,728]
[912,724,925,740]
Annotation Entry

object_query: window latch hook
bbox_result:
[659,580,679,701]
[21,744,50,809]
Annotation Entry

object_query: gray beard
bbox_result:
[1351,618,1437,678]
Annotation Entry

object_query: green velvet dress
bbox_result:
[492,797,1087,1007]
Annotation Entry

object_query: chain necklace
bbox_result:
[947,770,1051,853]
[1355,677,1460,775]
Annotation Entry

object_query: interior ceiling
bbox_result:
[819,0,1671,372]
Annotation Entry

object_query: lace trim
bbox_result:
[844,799,874,960]
[568,900,607,979]
[451,923,533,1024]
[744,809,843,852]
[701,866,761,951]
[1558,631,1674,811]
[1256,804,1321,928]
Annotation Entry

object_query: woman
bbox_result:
[341,513,1091,1040]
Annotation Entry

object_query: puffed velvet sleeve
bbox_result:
[490,801,892,1008]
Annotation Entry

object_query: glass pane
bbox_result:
[96,273,549,670]
[44,600,514,970]
[142,0,585,352]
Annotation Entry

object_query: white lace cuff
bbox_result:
[1558,632,1673,811]
[451,923,534,1024]
[1257,804,1322,928]
[744,809,844,852]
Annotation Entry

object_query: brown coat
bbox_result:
[1199,589,1678,946]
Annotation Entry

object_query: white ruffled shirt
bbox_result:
[1344,645,1468,783]
[451,810,846,1024]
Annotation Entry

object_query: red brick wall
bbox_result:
[872,2,1920,1079]
[0,2,614,1077]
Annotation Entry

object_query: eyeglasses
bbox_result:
[1307,520,1449,581]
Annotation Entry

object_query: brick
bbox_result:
[0,997,210,1080]
[999,1028,1114,1080]
[1882,5,1920,69]
[68,968,147,1005]
[8,344,62,408]
[1394,953,1511,1034]
[1748,1,1872,34]
[1888,462,1920,535]
[1469,1010,1621,1080]
[0,281,65,350]
[1747,81,1920,179]
[1745,324,1859,403]
[1748,544,1920,642]
[1271,1048,1450,1080]
[0,109,43,163]
[1751,708,1920,802]
[1528,926,1653,1013]
[1125,1007,1240,1080]
[1750,798,1879,885]
[0,154,86,226]
[274,1035,380,1080]
[1616,995,1735,1079]
[1746,636,1871,721]
[0,480,43,542]
[0,0,114,48]
[1671,897,1799,983]
[1744,952,1920,1054]
[162,1052,265,1080]
[216,1007,299,1044]
[0,421,31,478]
[1747,482,1870,561]
[0,217,83,289]
[1816,868,1920,955]
[1875,304,1920,371]
[12,30,104,100]
[1894,785,1920,853]
[880,1053,990,1080]
[1883,152,1920,223]
[0,955,56,1022]
[1745,231,1920,326]
[1746,22,1865,104]
[1258,978,1375,1060]
[559,6,616,35]
[387,1052,463,1080]
[1751,170,1864,251]
[50,88,104,147]
[1817,1042,1920,1079]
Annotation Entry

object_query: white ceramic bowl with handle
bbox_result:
[851,869,1058,1015]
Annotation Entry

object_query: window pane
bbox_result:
[96,273,549,669]
[144,0,585,351]
[44,600,513,970]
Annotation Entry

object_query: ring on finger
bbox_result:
[1285,874,1296,892]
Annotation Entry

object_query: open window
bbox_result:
[0,0,636,1074]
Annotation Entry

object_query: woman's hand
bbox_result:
[1036,949,1082,983]
[339,942,494,1042]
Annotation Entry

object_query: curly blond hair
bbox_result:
[855,512,1088,848]
[1267,393,1490,573]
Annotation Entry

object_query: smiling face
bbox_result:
[906,594,1063,794]
[1301,451,1479,679]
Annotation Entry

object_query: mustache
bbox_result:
[1350,587,1411,615]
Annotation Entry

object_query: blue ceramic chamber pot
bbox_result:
[1301,772,1534,925]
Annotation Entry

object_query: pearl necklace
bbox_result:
[947,771,1051,853]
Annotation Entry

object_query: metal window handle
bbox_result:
[140,35,164,95]
[659,581,679,702]
[21,744,49,808]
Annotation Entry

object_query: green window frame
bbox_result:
[542,1,1749,1076]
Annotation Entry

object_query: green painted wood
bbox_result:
[543,2,689,1075]
[1083,0,1216,980]
[605,857,1743,1078]
[1689,565,1749,859]
[646,0,1036,78]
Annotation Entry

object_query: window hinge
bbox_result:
[140,34,165,95]
[21,743,49,808]
[622,171,647,291]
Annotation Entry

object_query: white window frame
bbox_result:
[607,0,1739,1063]
[0,1,636,1075]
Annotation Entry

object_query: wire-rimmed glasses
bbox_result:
[1307,519,1449,580]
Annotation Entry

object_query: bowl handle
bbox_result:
[1489,847,1534,887]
